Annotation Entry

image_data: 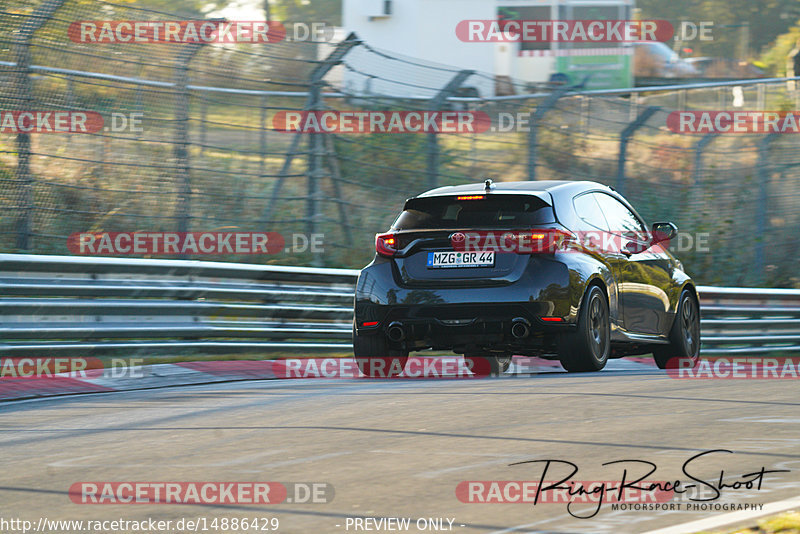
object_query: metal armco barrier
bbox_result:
[1,254,798,356]
[696,287,800,355]
[0,254,358,354]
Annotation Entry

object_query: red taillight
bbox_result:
[514,228,576,254]
[376,233,397,257]
[540,316,564,322]
[362,321,379,327]
[449,228,577,254]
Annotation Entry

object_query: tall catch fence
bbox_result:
[1,0,798,287]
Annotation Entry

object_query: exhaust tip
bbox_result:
[511,317,530,339]
[386,321,406,342]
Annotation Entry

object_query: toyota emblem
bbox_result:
[450,232,466,243]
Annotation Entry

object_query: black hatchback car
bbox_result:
[353,180,700,375]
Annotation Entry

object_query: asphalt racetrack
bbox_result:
[1,360,798,534]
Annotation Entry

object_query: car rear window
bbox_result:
[392,195,555,230]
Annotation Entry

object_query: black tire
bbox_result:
[464,354,512,377]
[653,290,700,369]
[557,286,610,372]
[352,325,408,377]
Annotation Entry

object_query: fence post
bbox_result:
[322,135,354,245]
[262,33,360,227]
[173,29,220,245]
[306,82,325,266]
[580,95,590,136]
[425,70,474,190]
[754,133,777,284]
[528,80,584,181]
[629,91,639,121]
[616,106,659,196]
[173,45,204,238]
[692,133,716,187]
[198,97,207,155]
[678,89,687,111]
[12,0,65,251]
[689,133,717,227]
[795,76,800,110]
[259,94,267,180]
[309,35,360,266]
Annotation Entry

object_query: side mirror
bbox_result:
[651,222,678,244]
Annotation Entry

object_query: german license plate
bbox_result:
[427,251,495,269]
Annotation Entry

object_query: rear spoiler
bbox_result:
[404,192,553,210]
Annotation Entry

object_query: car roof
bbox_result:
[415,180,612,199]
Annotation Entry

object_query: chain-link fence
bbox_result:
[1,0,799,287]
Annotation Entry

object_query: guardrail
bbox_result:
[694,287,800,355]
[0,254,358,354]
[1,254,798,356]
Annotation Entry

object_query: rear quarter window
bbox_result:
[573,192,609,231]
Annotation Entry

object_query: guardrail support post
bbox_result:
[616,106,659,196]
[12,0,65,251]
[426,70,474,190]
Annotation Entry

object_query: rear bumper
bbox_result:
[360,307,573,351]
[354,257,574,351]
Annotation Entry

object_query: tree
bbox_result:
[268,0,341,26]
[638,0,800,59]
[760,22,800,75]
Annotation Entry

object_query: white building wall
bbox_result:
[342,0,495,98]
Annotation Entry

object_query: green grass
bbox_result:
[695,511,800,534]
